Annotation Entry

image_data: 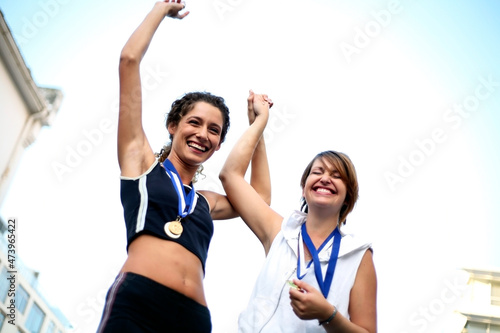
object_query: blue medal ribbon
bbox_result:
[297,226,334,279]
[298,223,341,298]
[162,160,198,218]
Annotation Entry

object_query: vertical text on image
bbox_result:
[6,218,17,326]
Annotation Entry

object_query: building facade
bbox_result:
[0,10,63,206]
[0,9,68,333]
[458,268,500,333]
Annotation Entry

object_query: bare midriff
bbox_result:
[120,234,207,306]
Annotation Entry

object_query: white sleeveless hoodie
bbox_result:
[238,210,372,333]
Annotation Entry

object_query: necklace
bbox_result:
[298,223,342,298]
[162,160,198,239]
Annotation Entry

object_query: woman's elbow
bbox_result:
[119,51,140,69]
[218,169,229,184]
[263,195,271,206]
[219,168,236,186]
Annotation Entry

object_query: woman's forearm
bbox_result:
[120,3,170,63]
[221,114,268,179]
[250,136,271,205]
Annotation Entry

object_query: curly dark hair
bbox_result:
[156,92,231,178]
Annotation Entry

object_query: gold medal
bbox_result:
[164,217,183,239]
[168,221,183,235]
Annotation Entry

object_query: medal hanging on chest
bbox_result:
[165,216,183,238]
[162,160,198,239]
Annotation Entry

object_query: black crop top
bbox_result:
[120,160,214,270]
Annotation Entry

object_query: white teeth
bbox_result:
[316,188,331,193]
[188,142,206,151]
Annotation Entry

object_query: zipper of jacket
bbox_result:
[258,267,298,332]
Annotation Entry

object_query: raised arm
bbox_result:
[202,92,271,221]
[118,1,188,177]
[248,92,271,206]
[219,91,282,254]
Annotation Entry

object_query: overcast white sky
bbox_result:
[1,0,500,332]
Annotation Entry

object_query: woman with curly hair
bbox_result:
[97,1,271,332]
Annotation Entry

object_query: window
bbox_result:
[0,266,9,303]
[464,321,500,333]
[44,320,55,333]
[465,321,488,333]
[16,284,29,314]
[491,282,500,306]
[490,324,500,333]
[25,302,45,333]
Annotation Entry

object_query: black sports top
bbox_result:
[120,160,214,270]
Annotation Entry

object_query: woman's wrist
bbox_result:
[318,305,337,326]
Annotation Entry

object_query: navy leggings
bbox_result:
[97,272,212,332]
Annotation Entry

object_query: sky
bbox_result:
[1,0,500,332]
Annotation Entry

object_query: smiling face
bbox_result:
[300,151,359,224]
[302,158,347,218]
[167,101,224,167]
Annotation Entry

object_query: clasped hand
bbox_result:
[158,0,189,19]
[247,90,273,125]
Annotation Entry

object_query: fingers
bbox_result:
[248,90,256,108]
[164,0,185,7]
[247,90,256,124]
[293,278,309,292]
[251,92,273,108]
[263,93,273,108]
[248,89,255,103]
[177,11,190,19]
[247,90,272,125]
[260,94,273,108]
[162,0,189,19]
